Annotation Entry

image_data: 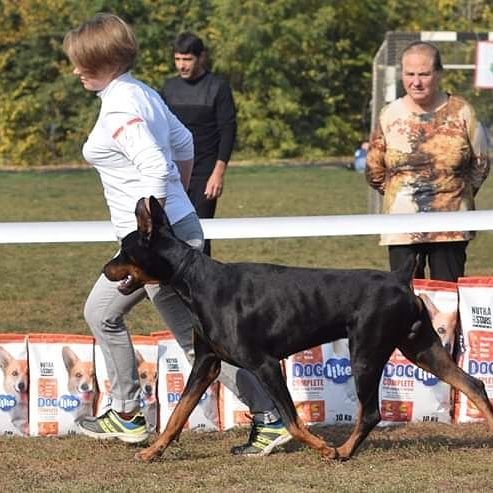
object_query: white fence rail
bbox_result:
[1,210,493,244]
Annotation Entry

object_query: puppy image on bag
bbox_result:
[62,346,96,422]
[0,340,29,435]
[136,350,157,405]
[135,348,158,433]
[419,293,457,354]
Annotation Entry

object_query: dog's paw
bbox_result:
[134,447,160,462]
[320,446,338,461]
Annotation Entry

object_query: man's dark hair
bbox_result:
[173,32,205,56]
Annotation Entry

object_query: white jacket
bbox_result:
[83,72,195,238]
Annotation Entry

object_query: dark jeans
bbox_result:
[188,174,218,257]
[388,241,468,282]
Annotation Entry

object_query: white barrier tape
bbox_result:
[1,210,492,244]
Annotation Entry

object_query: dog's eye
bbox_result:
[75,372,83,378]
[12,370,18,377]
[140,372,147,379]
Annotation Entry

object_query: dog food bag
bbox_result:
[219,360,288,431]
[218,383,252,431]
[285,340,358,426]
[218,361,287,431]
[153,331,220,432]
[28,333,95,436]
[414,279,458,355]
[133,335,159,433]
[94,343,111,417]
[0,334,29,436]
[94,336,159,433]
[455,277,493,423]
[378,279,458,425]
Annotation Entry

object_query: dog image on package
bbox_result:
[0,334,29,436]
[285,340,357,426]
[28,334,95,436]
[456,277,493,423]
[154,331,219,432]
[96,336,159,433]
[134,337,159,433]
[379,279,458,425]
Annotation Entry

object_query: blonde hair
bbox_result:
[63,13,138,77]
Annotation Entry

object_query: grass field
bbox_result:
[2,165,493,335]
[0,165,492,492]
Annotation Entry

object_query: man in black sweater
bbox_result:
[161,33,237,256]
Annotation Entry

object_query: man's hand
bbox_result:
[204,160,227,199]
[175,159,194,190]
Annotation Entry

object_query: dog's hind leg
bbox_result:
[400,330,493,431]
[250,355,338,459]
[135,335,221,462]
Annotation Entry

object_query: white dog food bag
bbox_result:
[153,331,220,432]
[28,334,95,436]
[218,383,252,431]
[285,340,357,426]
[94,335,159,433]
[0,334,29,436]
[455,277,493,423]
[378,279,458,426]
[94,344,111,417]
[218,361,287,431]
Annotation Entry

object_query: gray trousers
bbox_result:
[84,212,279,422]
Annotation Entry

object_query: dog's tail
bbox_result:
[407,294,432,340]
[396,253,427,341]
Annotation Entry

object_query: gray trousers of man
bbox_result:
[84,212,280,422]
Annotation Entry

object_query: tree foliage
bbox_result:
[0,0,492,166]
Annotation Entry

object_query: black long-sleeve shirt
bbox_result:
[161,71,237,177]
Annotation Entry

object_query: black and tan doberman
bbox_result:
[103,196,493,462]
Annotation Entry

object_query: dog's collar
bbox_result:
[169,248,195,284]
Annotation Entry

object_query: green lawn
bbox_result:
[0,165,492,492]
[1,165,493,334]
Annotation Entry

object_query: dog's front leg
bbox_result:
[135,347,221,462]
[251,356,338,459]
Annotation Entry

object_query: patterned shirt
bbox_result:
[366,94,490,246]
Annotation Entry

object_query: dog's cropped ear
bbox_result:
[149,196,174,235]
[62,346,78,372]
[135,197,153,243]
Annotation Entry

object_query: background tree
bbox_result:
[210,0,389,158]
[0,0,492,166]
